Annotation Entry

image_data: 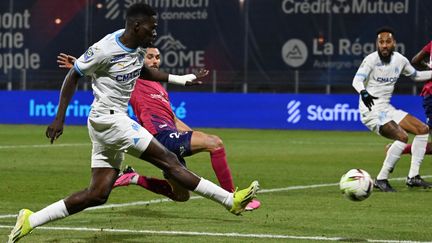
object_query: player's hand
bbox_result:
[185,69,209,86]
[360,90,378,111]
[194,68,209,78]
[46,119,64,144]
[57,53,76,69]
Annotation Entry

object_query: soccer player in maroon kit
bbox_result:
[393,41,432,158]
[57,48,261,210]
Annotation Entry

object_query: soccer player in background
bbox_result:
[352,27,432,192]
[396,41,432,156]
[56,47,260,210]
[8,4,259,243]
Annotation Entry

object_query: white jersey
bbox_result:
[354,51,416,112]
[74,29,145,113]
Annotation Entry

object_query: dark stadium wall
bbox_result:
[0,0,432,91]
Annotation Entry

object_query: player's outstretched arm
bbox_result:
[193,68,209,79]
[140,66,208,86]
[57,53,76,69]
[46,68,81,144]
[411,49,429,70]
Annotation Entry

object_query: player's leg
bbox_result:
[139,138,258,215]
[401,95,432,154]
[125,121,258,214]
[190,131,235,192]
[9,166,118,242]
[189,131,260,210]
[113,165,178,200]
[399,114,432,188]
[374,120,408,192]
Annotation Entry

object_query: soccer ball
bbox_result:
[339,169,373,201]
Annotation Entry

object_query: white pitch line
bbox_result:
[0,225,428,243]
[0,215,17,219]
[1,175,431,219]
[0,139,386,150]
[0,143,90,149]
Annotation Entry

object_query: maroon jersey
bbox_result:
[420,41,432,97]
[130,79,176,135]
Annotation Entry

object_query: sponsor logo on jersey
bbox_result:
[376,76,398,82]
[115,69,141,82]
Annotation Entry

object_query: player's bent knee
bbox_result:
[86,193,109,206]
[398,134,409,143]
[85,188,111,207]
[419,125,429,135]
[207,135,224,150]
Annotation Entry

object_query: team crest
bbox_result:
[84,47,94,61]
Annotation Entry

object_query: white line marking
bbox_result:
[1,175,431,219]
[0,143,90,149]
[2,177,431,242]
[0,225,428,242]
[0,215,17,219]
[0,139,386,150]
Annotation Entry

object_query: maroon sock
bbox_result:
[210,148,235,192]
[426,143,432,154]
[402,144,412,154]
[137,176,175,199]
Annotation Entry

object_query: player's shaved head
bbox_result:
[122,3,157,48]
[126,3,156,19]
[125,3,157,28]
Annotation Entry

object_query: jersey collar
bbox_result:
[115,33,136,53]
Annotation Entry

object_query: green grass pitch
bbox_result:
[0,124,432,242]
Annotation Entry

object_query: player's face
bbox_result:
[136,16,157,48]
[144,48,161,70]
[376,32,395,57]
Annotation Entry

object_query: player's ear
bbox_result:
[133,20,141,33]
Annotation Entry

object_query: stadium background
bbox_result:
[1,0,432,129]
[2,1,432,242]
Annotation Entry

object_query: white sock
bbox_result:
[28,200,69,228]
[193,178,233,209]
[130,175,138,184]
[409,134,428,178]
[377,140,406,180]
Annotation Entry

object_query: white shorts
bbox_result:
[361,104,408,134]
[87,110,153,169]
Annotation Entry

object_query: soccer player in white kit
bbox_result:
[352,27,432,192]
[8,4,259,243]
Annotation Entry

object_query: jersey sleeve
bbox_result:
[73,45,107,76]
[401,56,417,77]
[352,56,373,93]
[355,56,373,78]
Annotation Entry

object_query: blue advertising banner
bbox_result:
[0,91,425,131]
